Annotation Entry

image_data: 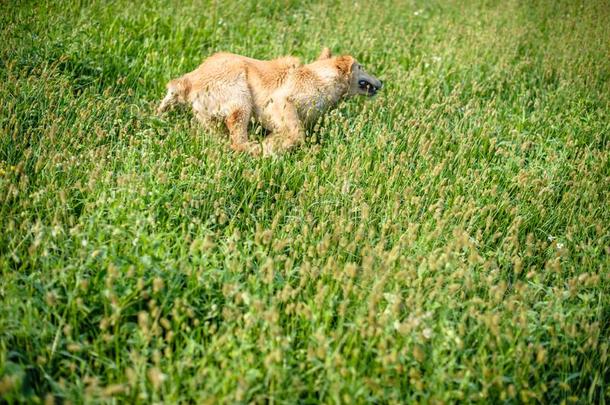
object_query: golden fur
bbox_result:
[158,48,382,156]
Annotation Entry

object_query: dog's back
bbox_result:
[157,53,301,114]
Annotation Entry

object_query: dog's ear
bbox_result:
[317,47,332,60]
[335,55,355,75]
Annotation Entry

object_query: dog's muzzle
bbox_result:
[359,79,383,96]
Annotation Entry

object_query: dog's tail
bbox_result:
[157,77,192,115]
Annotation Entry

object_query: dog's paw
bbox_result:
[231,142,263,157]
[262,143,277,158]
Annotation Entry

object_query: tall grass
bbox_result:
[1,0,609,403]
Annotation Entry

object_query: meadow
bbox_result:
[1,0,609,403]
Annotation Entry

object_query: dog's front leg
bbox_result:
[225,107,262,156]
[262,99,304,157]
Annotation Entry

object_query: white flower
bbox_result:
[422,328,433,340]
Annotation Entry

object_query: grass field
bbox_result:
[1,0,609,403]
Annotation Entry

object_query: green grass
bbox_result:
[1,0,609,403]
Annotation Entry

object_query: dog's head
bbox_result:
[318,48,383,97]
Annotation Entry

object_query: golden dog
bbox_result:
[158,48,382,156]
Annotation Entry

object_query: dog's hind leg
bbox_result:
[262,99,304,157]
[226,107,262,156]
